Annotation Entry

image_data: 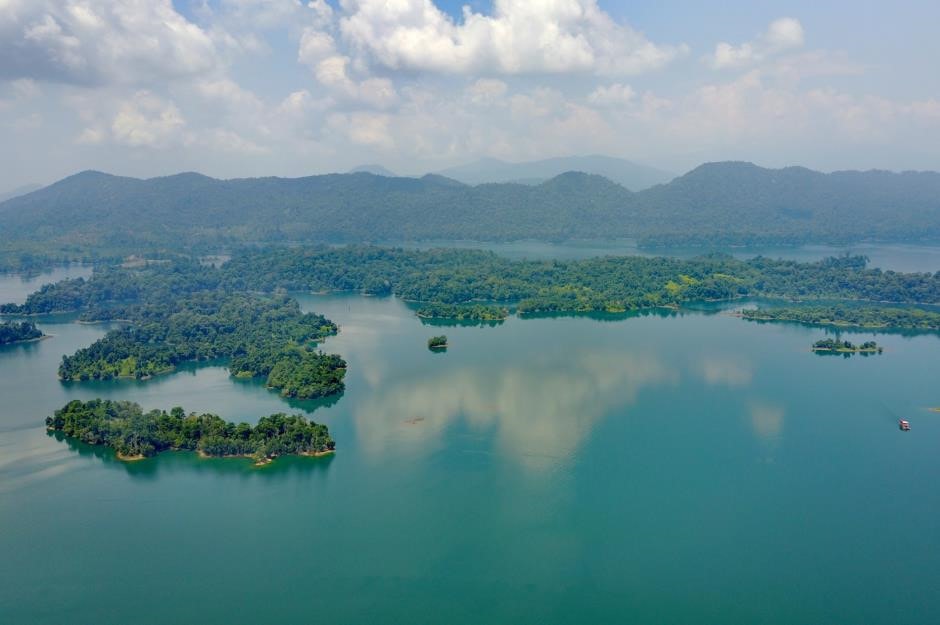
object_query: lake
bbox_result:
[2,269,940,623]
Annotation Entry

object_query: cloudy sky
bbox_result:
[1,0,938,189]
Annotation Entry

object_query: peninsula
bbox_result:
[0,320,44,345]
[743,305,940,331]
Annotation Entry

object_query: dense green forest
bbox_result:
[265,350,346,399]
[3,162,940,270]
[46,399,334,463]
[0,320,43,344]
[56,293,345,399]
[742,305,940,330]
[415,303,509,321]
[6,247,940,320]
[812,338,882,354]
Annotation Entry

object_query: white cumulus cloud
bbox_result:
[711,17,805,69]
[588,83,636,107]
[337,0,686,75]
[111,91,187,148]
[0,0,223,85]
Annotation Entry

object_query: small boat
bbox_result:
[899,419,911,431]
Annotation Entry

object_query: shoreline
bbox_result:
[737,311,940,332]
[197,448,336,466]
[116,452,147,462]
[811,347,882,354]
[1,334,52,346]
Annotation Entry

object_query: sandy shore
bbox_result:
[116,452,147,462]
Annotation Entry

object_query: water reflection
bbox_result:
[748,401,785,441]
[698,356,754,387]
[0,429,85,494]
[43,430,335,481]
[353,349,677,468]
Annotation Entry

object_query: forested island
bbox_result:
[742,305,940,330]
[428,335,448,349]
[56,294,346,399]
[46,399,334,465]
[5,247,940,322]
[0,320,43,345]
[2,247,938,395]
[416,303,509,321]
[812,338,882,354]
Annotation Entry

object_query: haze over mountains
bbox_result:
[434,155,675,190]
[0,183,43,203]
[2,162,940,259]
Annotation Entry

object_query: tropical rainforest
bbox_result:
[742,305,940,331]
[55,293,345,399]
[46,399,334,463]
[0,320,43,344]
[5,248,940,320]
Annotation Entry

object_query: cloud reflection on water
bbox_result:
[698,356,754,388]
[353,349,677,468]
[749,401,785,441]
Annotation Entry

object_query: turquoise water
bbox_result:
[2,274,940,623]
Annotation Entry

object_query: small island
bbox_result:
[0,320,44,345]
[46,399,335,465]
[427,335,448,350]
[416,303,509,321]
[812,338,882,355]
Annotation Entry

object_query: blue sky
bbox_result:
[1,0,939,189]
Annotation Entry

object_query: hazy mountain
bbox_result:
[3,163,940,257]
[348,164,398,177]
[0,183,43,203]
[435,155,675,190]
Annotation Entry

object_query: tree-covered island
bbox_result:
[812,338,882,355]
[0,320,44,345]
[428,335,448,349]
[4,247,940,391]
[742,305,940,330]
[55,293,346,399]
[6,248,940,321]
[46,399,335,465]
[416,303,509,321]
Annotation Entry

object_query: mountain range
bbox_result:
[2,162,940,260]
[433,155,674,190]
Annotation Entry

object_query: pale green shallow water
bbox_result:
[2,260,940,624]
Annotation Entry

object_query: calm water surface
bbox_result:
[2,272,940,623]
[0,264,91,306]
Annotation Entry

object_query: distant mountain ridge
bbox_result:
[0,182,43,203]
[434,155,675,190]
[348,164,398,177]
[2,162,940,258]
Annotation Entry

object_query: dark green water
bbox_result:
[3,280,940,623]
